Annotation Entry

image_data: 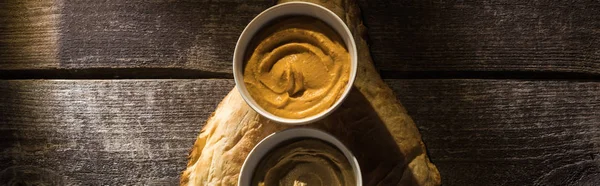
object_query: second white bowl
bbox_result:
[238,128,362,186]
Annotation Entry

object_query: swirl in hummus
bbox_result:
[252,139,356,186]
[243,16,350,119]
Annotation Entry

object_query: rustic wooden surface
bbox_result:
[387,80,600,186]
[359,0,600,75]
[0,80,234,185]
[1,0,598,77]
[0,80,598,185]
[1,0,599,185]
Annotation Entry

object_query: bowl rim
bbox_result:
[232,1,358,125]
[238,128,363,186]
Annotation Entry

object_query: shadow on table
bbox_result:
[310,87,419,186]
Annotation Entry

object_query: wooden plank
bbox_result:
[360,0,600,74]
[56,0,272,74]
[0,79,598,185]
[386,79,600,186]
[0,80,235,185]
[1,0,599,76]
[0,0,273,75]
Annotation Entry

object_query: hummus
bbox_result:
[252,139,356,186]
[243,16,350,119]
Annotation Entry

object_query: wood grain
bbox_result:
[0,0,60,69]
[1,0,598,76]
[386,79,600,186]
[57,0,271,74]
[360,0,600,74]
[1,79,598,185]
[0,0,272,75]
[0,80,235,185]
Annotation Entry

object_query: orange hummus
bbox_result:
[243,16,350,119]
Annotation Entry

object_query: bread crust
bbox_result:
[181,0,441,185]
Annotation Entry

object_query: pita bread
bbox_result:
[181,0,441,185]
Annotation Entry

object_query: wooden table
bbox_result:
[1,0,599,185]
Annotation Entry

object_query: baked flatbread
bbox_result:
[181,0,441,185]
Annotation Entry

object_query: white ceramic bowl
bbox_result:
[232,2,358,125]
[238,128,362,186]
